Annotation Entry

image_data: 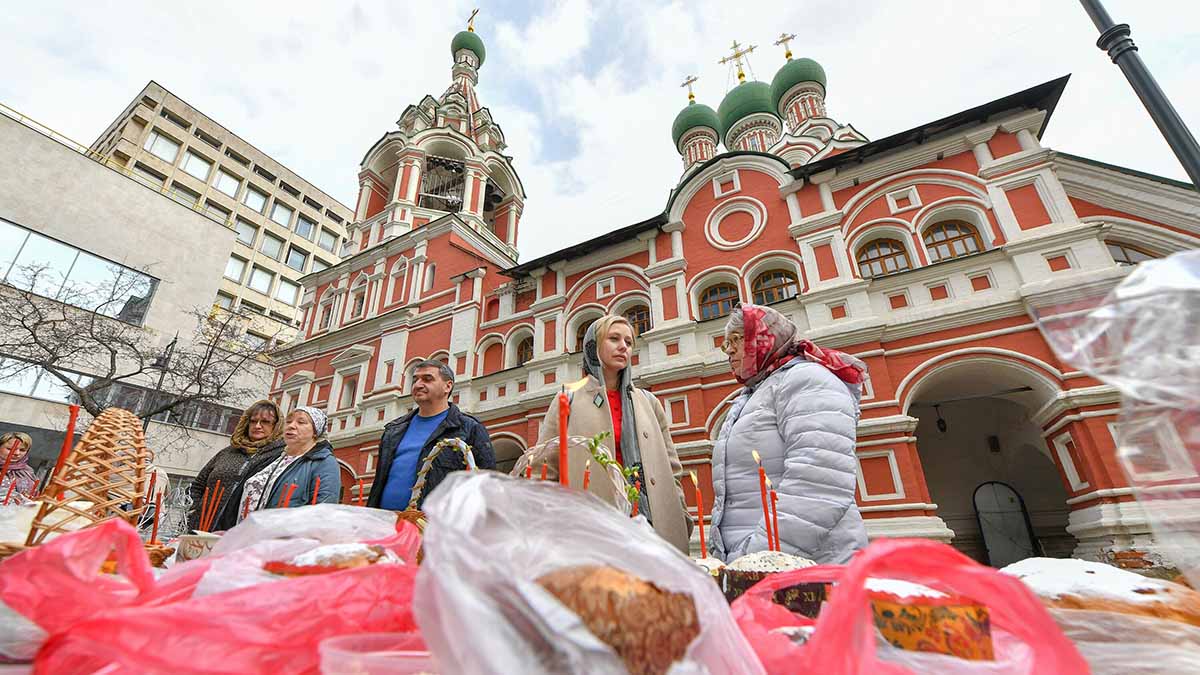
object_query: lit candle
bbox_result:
[753,450,771,552]
[558,386,570,486]
[770,485,781,554]
[2,481,15,505]
[524,464,533,480]
[47,404,80,499]
[582,459,591,491]
[765,477,777,551]
[150,490,162,544]
[357,478,365,506]
[690,470,707,559]
[631,481,641,517]
[540,463,548,481]
[310,476,321,505]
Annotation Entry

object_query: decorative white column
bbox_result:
[810,168,838,212]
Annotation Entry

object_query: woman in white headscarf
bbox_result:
[710,303,869,564]
[236,406,341,518]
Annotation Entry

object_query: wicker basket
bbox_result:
[0,541,26,560]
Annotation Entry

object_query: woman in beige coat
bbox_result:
[522,314,693,553]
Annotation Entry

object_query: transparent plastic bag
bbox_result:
[211,503,406,556]
[1048,608,1200,674]
[414,471,763,674]
[1033,250,1200,587]
[511,435,633,515]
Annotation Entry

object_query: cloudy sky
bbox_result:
[3,1,1198,261]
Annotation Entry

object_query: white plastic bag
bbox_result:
[1048,608,1200,675]
[414,471,763,674]
[210,503,400,556]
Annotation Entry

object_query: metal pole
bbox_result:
[1079,0,1200,190]
[142,335,178,431]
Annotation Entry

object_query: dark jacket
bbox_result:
[188,439,286,532]
[262,440,343,509]
[367,403,496,510]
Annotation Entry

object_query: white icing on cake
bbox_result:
[289,543,398,567]
[727,550,817,573]
[1001,557,1180,604]
[865,578,948,599]
[694,557,725,575]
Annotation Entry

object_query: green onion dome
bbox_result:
[671,101,721,149]
[451,30,486,68]
[770,58,826,110]
[717,80,777,137]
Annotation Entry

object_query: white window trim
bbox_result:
[885,186,922,215]
[1052,431,1090,491]
[665,395,690,428]
[855,449,905,501]
[925,279,954,302]
[1043,248,1077,271]
[967,269,995,293]
[596,277,615,299]
[711,170,741,198]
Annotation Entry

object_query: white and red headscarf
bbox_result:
[726,303,866,388]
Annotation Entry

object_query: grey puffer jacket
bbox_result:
[710,356,868,564]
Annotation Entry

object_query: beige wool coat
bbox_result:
[516,375,693,554]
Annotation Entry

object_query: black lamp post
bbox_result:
[142,334,178,431]
[1079,0,1200,190]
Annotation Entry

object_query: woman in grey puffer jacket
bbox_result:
[709,304,869,564]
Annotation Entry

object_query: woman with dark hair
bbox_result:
[187,400,284,531]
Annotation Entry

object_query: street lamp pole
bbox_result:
[142,334,179,431]
[1079,0,1200,190]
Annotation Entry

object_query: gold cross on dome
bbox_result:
[774,32,797,60]
[680,75,699,102]
[718,40,757,82]
[467,8,479,32]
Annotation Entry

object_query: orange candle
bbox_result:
[753,450,771,551]
[2,481,15,505]
[48,404,79,499]
[0,439,18,488]
[582,459,591,491]
[558,387,570,486]
[540,463,548,481]
[770,486,781,553]
[631,481,641,517]
[242,494,251,520]
[150,490,162,543]
[690,470,707,559]
[311,476,321,505]
[524,464,533,479]
[199,486,211,529]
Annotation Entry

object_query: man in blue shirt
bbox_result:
[367,359,495,510]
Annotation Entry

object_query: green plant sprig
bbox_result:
[584,431,640,504]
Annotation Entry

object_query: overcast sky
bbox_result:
[3,1,1198,261]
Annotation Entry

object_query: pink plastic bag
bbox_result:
[732,539,1089,674]
[0,520,155,660]
[35,561,420,674]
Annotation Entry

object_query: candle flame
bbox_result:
[565,376,590,393]
[584,458,591,470]
[689,470,698,484]
[752,450,762,464]
[765,476,772,488]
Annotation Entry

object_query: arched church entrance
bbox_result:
[907,357,1074,565]
[492,435,526,475]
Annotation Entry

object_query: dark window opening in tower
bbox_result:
[419,155,465,213]
[482,180,505,235]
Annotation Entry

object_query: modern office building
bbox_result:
[89,81,354,344]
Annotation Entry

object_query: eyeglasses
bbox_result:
[720,334,744,351]
[248,418,276,427]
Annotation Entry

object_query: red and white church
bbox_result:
[270,26,1200,568]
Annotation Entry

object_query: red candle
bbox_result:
[150,491,162,544]
[199,486,211,529]
[242,494,251,520]
[2,481,16,505]
[0,439,18,488]
[524,464,532,480]
[753,450,771,551]
[357,478,365,506]
[208,479,223,530]
[144,471,157,504]
[281,483,298,508]
[311,476,321,505]
[48,404,80,499]
[690,471,707,559]
[582,459,591,491]
[540,463,548,481]
[770,487,781,553]
[631,481,641,517]
[558,387,570,487]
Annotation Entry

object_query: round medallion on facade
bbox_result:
[704,196,768,251]
[770,58,827,111]
[451,30,486,67]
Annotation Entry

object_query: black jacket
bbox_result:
[367,403,495,510]
[188,439,285,532]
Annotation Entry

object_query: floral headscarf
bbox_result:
[726,304,867,388]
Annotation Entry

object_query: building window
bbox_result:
[132,162,165,187]
[204,200,231,221]
[275,278,300,305]
[214,293,235,310]
[624,304,651,336]
[318,303,333,329]
[143,129,180,163]
[1106,240,1157,266]
[295,215,316,240]
[259,232,284,260]
[242,302,266,316]
[318,229,338,253]
[214,169,241,198]
[311,258,329,273]
[351,289,366,317]
[419,155,466,212]
[168,182,200,207]
[243,185,268,214]
[699,283,738,320]
[234,218,257,246]
[193,128,221,149]
[923,221,983,263]
[248,266,273,294]
[422,263,436,292]
[224,256,247,282]
[751,269,800,305]
[180,151,213,181]
[516,336,534,366]
[856,239,911,278]
[285,246,308,272]
[270,201,294,228]
[575,321,592,352]
[339,376,357,409]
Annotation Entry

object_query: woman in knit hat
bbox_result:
[238,405,341,515]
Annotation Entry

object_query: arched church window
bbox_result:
[575,321,592,353]
[1105,240,1157,266]
[923,221,983,263]
[752,269,799,305]
[516,336,534,366]
[856,239,911,278]
[624,305,651,336]
[419,155,466,213]
[699,283,738,320]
